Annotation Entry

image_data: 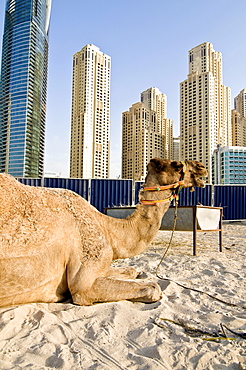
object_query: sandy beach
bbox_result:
[0,222,245,369]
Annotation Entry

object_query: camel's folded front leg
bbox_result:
[72,277,162,306]
[106,266,139,279]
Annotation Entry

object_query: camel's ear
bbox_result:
[171,161,184,172]
[149,158,167,172]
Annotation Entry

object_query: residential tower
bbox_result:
[70,44,111,178]
[180,42,231,182]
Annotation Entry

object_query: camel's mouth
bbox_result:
[194,177,206,188]
[190,173,207,192]
[185,162,208,192]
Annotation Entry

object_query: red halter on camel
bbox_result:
[140,161,187,205]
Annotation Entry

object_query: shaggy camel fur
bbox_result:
[0,158,207,307]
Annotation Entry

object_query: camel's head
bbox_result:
[145,158,207,191]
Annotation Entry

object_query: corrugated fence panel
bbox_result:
[44,178,67,190]
[134,182,212,206]
[17,178,42,187]
[134,181,144,204]
[90,179,133,213]
[177,185,212,206]
[44,178,89,200]
[214,185,246,220]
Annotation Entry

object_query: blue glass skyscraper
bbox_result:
[0,0,52,177]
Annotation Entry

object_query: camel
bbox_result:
[0,158,207,307]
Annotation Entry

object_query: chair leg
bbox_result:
[193,207,198,256]
[219,208,223,252]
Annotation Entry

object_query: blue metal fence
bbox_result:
[214,185,246,221]
[17,178,42,187]
[17,177,89,200]
[44,178,89,200]
[15,177,246,220]
[90,179,133,213]
[134,181,143,204]
[177,185,212,206]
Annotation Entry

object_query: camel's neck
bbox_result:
[104,187,174,260]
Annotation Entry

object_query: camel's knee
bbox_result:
[72,292,93,306]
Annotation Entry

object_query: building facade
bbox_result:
[180,42,231,182]
[232,89,246,147]
[141,87,173,159]
[0,0,52,177]
[234,88,246,117]
[70,44,111,179]
[122,87,173,181]
[212,146,246,184]
[173,136,180,161]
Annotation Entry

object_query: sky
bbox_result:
[0,0,246,178]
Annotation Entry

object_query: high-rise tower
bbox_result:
[70,44,111,179]
[0,0,52,177]
[232,88,246,146]
[180,42,231,182]
[234,88,246,117]
[122,87,173,181]
[141,87,173,160]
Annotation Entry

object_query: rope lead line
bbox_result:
[155,201,179,278]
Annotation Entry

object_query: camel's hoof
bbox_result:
[132,281,162,303]
[137,271,148,279]
[144,282,162,302]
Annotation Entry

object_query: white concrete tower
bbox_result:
[141,87,173,159]
[70,44,111,178]
[232,88,246,146]
[180,42,231,182]
[234,88,246,118]
[122,88,173,181]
